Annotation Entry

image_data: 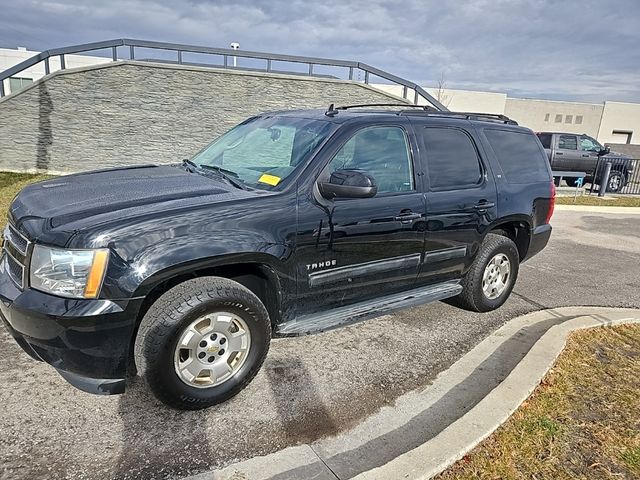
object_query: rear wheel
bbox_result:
[449,233,519,312]
[134,277,271,410]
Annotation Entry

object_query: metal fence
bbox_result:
[588,156,640,195]
[0,38,447,110]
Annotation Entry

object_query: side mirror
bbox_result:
[600,146,611,155]
[318,169,378,199]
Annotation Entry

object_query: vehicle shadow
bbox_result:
[112,376,214,479]
[264,357,339,443]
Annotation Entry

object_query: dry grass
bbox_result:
[0,172,53,230]
[556,195,640,207]
[439,324,640,479]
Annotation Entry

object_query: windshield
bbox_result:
[191,116,334,189]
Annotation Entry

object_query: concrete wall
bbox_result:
[598,101,640,145]
[504,98,604,137]
[0,61,406,173]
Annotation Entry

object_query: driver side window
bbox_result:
[328,126,414,193]
[580,136,601,152]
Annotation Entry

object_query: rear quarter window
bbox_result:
[484,129,550,184]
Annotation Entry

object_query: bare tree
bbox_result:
[435,72,452,108]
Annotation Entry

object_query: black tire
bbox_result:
[553,177,560,187]
[134,276,271,410]
[448,233,519,313]
[565,177,579,187]
[606,170,626,193]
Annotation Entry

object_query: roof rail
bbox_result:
[399,110,518,125]
[334,103,436,111]
[327,103,518,125]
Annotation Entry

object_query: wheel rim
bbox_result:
[608,174,620,191]
[482,253,511,300]
[174,312,251,388]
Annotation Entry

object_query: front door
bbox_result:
[579,135,603,174]
[415,123,498,284]
[294,124,426,316]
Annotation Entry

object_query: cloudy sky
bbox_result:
[2,0,639,102]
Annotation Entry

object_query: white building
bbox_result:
[374,85,640,147]
[0,47,111,95]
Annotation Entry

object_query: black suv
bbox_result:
[0,105,554,409]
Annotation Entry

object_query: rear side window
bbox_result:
[558,135,577,150]
[484,129,550,184]
[422,127,482,189]
[536,133,552,149]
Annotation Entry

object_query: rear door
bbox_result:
[414,121,498,284]
[554,134,581,170]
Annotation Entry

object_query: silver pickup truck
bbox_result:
[536,132,633,192]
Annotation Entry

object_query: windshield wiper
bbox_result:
[182,159,249,190]
[198,164,250,191]
[182,158,200,173]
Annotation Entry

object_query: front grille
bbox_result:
[5,224,29,255]
[2,224,30,289]
[5,251,25,287]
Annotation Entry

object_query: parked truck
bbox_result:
[536,132,633,192]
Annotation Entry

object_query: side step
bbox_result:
[277,280,463,336]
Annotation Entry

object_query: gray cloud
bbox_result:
[1,0,638,102]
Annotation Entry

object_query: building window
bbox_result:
[555,114,563,123]
[611,130,633,144]
[565,115,573,124]
[544,113,550,122]
[575,115,583,125]
[9,77,33,93]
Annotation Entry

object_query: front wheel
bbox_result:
[448,233,519,312]
[134,277,271,410]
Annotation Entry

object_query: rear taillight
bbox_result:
[545,181,556,224]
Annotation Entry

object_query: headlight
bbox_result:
[30,245,109,299]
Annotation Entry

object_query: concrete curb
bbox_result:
[355,307,640,479]
[187,307,640,480]
[555,204,640,214]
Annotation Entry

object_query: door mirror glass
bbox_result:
[318,169,378,199]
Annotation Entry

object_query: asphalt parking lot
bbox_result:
[1,208,639,480]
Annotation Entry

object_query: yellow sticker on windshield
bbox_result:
[258,174,281,186]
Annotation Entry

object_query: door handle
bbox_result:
[582,154,589,157]
[394,212,421,223]
[473,201,495,211]
[556,152,563,155]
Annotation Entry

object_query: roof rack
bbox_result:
[334,103,436,111]
[399,110,517,125]
[326,103,517,125]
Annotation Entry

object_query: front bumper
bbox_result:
[0,262,143,395]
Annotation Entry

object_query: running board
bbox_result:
[277,280,463,336]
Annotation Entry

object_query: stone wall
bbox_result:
[0,61,405,173]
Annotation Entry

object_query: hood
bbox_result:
[604,150,631,159]
[9,165,250,240]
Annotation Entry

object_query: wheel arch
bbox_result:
[487,217,531,261]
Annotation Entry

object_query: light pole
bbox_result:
[230,42,240,68]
